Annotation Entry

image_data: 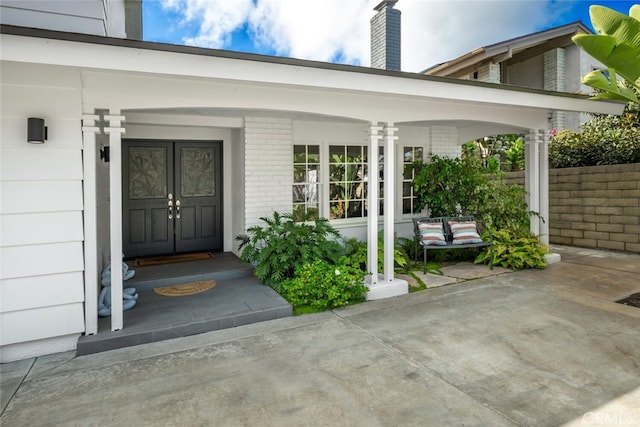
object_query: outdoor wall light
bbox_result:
[100,146,110,163]
[27,117,47,144]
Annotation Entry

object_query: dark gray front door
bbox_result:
[123,140,222,258]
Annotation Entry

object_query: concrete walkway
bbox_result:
[2,246,639,426]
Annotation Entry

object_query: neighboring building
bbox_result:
[423,22,603,131]
[0,6,623,362]
[0,0,141,39]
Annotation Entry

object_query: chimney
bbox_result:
[370,0,401,71]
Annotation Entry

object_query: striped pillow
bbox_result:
[418,222,447,246]
[448,220,483,245]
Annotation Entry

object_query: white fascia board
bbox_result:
[0,33,625,117]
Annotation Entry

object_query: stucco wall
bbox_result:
[503,163,640,254]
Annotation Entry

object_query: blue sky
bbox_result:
[143,0,637,72]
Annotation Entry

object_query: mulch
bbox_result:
[617,292,640,308]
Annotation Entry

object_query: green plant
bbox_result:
[343,235,411,274]
[278,258,368,312]
[475,229,549,270]
[470,178,534,233]
[236,212,343,290]
[503,138,525,171]
[411,155,488,216]
[549,102,640,168]
[572,5,640,103]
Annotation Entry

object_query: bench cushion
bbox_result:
[448,220,483,245]
[418,221,447,246]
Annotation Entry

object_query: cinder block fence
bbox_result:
[503,163,640,254]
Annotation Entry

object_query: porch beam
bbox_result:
[81,114,100,336]
[105,111,125,331]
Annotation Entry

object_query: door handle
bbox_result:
[168,193,174,219]
[176,200,181,219]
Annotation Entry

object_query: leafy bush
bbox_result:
[343,235,411,274]
[475,229,549,270]
[470,178,534,234]
[411,155,489,216]
[278,259,368,311]
[236,212,343,290]
[412,155,533,233]
[550,102,640,168]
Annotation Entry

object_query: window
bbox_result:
[293,145,320,221]
[293,143,419,222]
[402,146,423,214]
[329,145,366,219]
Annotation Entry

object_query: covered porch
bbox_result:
[0,26,624,360]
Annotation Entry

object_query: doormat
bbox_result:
[153,280,217,297]
[133,252,214,267]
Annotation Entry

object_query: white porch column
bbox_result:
[539,131,550,246]
[367,122,382,284]
[82,114,100,335]
[383,123,398,281]
[525,130,541,237]
[366,122,408,301]
[105,111,125,331]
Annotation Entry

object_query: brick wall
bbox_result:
[503,163,640,253]
[244,117,293,229]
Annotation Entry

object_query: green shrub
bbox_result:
[278,259,368,311]
[470,178,533,234]
[343,236,411,274]
[411,155,488,217]
[475,229,549,270]
[236,212,343,290]
[550,102,640,168]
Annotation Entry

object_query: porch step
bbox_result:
[77,276,292,356]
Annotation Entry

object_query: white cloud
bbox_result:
[160,0,580,72]
[161,0,254,48]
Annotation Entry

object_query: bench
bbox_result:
[412,216,493,273]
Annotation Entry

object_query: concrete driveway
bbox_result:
[2,246,639,426]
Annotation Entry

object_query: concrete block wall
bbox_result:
[503,163,640,254]
[244,117,293,230]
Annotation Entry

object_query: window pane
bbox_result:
[403,182,412,197]
[329,164,344,182]
[330,201,345,219]
[293,145,306,163]
[329,145,345,162]
[308,145,320,163]
[403,198,412,214]
[403,164,413,180]
[293,185,305,203]
[293,165,306,183]
[347,145,362,162]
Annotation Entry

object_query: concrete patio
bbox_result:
[2,245,639,426]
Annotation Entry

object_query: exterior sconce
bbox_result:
[100,146,110,162]
[27,118,47,144]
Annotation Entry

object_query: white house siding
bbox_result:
[244,117,293,230]
[0,0,126,37]
[0,62,85,362]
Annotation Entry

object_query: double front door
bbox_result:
[123,140,222,258]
